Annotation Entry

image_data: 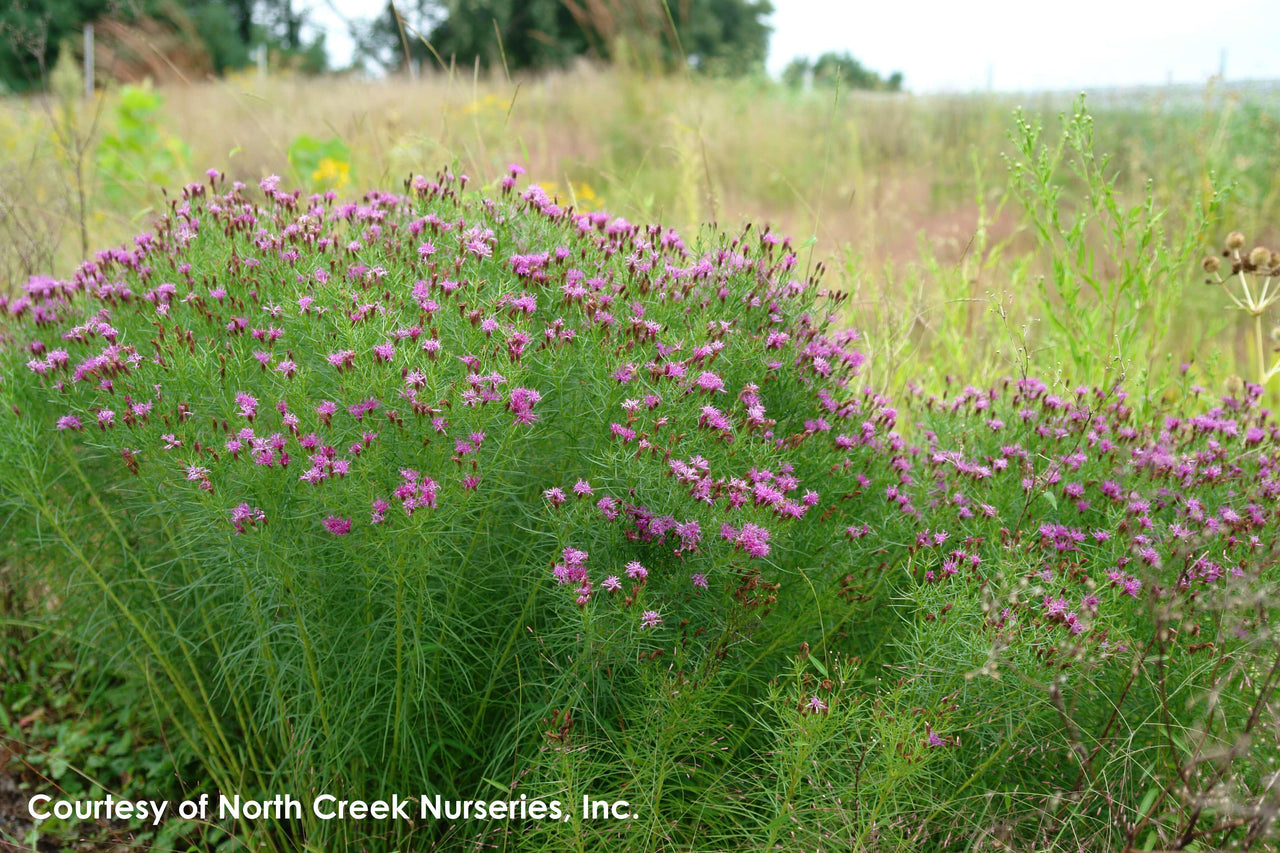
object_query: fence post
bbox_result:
[83,23,94,98]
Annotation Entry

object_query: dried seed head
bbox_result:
[1225,375,1244,396]
[1248,246,1271,267]
[1202,256,1220,274]
[1226,231,1246,250]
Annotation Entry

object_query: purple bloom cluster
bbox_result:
[2,167,1275,674]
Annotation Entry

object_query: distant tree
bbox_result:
[185,0,251,73]
[780,56,808,89]
[781,51,904,92]
[357,0,772,77]
[0,0,109,92]
[0,0,327,92]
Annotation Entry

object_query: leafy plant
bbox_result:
[1007,94,1225,398]
[286,133,351,192]
[95,83,190,208]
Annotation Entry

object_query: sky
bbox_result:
[309,0,1280,93]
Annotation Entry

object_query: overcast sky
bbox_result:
[310,0,1280,92]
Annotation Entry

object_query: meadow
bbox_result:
[1,64,1278,852]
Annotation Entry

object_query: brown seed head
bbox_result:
[1248,246,1271,267]
[1225,375,1244,396]
[1226,231,1246,250]
[1202,256,1220,274]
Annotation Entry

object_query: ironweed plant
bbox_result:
[1,169,1277,851]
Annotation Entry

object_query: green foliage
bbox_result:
[1007,94,1225,398]
[186,0,251,73]
[367,0,773,76]
[287,133,352,190]
[95,83,190,207]
[783,51,904,92]
[0,0,108,93]
[2,149,1278,851]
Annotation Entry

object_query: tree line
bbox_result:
[1,0,902,94]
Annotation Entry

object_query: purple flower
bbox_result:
[544,487,566,506]
[804,695,828,715]
[694,371,725,393]
[640,610,662,629]
[324,516,352,536]
[231,502,265,534]
[625,561,648,580]
[735,523,771,559]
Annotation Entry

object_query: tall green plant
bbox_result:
[1007,95,1225,397]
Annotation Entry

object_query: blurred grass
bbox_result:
[2,65,1278,391]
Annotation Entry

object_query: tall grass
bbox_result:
[3,68,1277,391]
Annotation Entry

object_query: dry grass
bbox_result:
[2,66,1278,388]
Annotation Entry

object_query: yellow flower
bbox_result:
[312,157,350,190]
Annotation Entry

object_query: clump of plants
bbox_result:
[1,169,1277,851]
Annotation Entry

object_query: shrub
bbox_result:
[1,169,1277,851]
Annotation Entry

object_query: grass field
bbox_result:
[4,66,1279,389]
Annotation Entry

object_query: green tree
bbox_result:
[781,51,904,92]
[0,0,109,92]
[359,0,772,76]
[0,0,327,92]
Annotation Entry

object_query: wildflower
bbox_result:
[597,495,620,520]
[691,572,708,589]
[324,516,352,536]
[625,561,648,580]
[804,695,828,715]
[602,575,622,592]
[231,502,265,534]
[640,610,662,629]
[56,415,82,431]
[693,371,725,393]
[236,393,259,420]
[735,523,771,559]
[544,487,566,506]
